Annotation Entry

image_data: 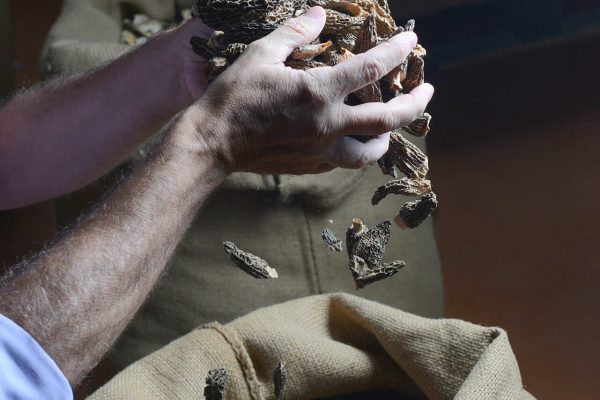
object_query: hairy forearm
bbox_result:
[0,111,226,385]
[0,20,207,210]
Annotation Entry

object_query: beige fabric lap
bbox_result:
[89,293,534,400]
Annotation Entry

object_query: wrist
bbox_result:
[167,104,234,177]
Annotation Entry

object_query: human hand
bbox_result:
[182,6,434,175]
[168,18,215,100]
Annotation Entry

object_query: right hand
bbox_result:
[182,6,434,175]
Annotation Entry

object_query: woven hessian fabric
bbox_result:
[89,293,534,400]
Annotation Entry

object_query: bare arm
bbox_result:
[0,19,212,211]
[0,114,225,384]
[0,7,433,386]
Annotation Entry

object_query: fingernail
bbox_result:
[303,6,325,20]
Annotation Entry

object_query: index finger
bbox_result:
[327,31,417,96]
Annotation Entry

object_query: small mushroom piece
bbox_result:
[273,361,287,400]
[387,131,429,179]
[285,59,327,70]
[352,220,392,268]
[135,17,164,37]
[322,49,339,66]
[412,43,427,58]
[379,75,399,102]
[208,30,225,48]
[121,30,137,46]
[204,368,228,400]
[371,177,431,205]
[190,36,215,60]
[402,113,432,138]
[373,13,397,37]
[346,218,405,289]
[353,80,382,103]
[345,217,367,257]
[223,241,279,279]
[395,192,438,229]
[403,55,424,93]
[376,0,391,15]
[207,57,229,81]
[346,219,392,270]
[289,40,333,61]
[323,9,365,36]
[219,42,248,63]
[322,228,343,252]
[123,14,165,38]
[336,1,368,17]
[311,0,368,17]
[337,48,355,62]
[377,152,398,178]
[353,13,377,54]
[387,60,407,92]
[337,34,357,51]
[181,8,193,21]
[352,259,406,289]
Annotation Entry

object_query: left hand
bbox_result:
[168,18,215,100]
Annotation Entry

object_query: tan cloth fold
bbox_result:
[90,294,533,400]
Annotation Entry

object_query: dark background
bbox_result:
[1,0,599,398]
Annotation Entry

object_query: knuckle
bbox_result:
[315,117,336,140]
[361,56,386,83]
[297,76,328,107]
[283,17,310,37]
[351,152,370,169]
[374,109,395,133]
[412,94,428,116]
[245,39,265,56]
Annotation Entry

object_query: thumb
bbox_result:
[255,7,326,63]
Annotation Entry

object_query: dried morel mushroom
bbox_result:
[371,177,431,205]
[223,241,279,279]
[376,152,398,178]
[350,258,405,289]
[395,192,438,229]
[204,368,228,400]
[403,113,431,137]
[322,228,343,252]
[384,131,429,179]
[345,218,405,288]
[402,54,424,93]
[346,218,391,269]
[273,361,288,400]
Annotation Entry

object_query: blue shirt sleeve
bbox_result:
[0,313,72,400]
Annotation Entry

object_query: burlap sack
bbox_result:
[42,0,443,370]
[89,293,534,400]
